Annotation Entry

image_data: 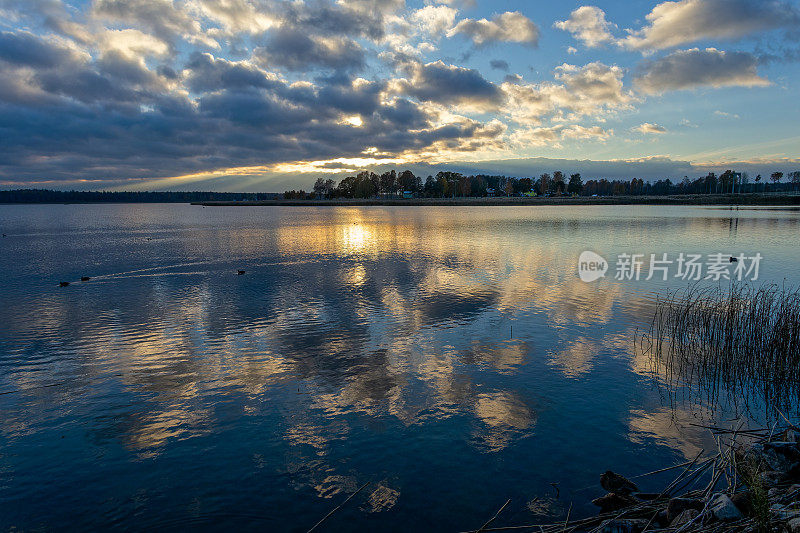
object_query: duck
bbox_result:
[237,270,246,275]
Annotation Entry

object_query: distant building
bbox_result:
[403,191,414,199]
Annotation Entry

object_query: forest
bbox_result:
[283,169,800,199]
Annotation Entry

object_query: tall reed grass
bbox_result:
[641,283,800,416]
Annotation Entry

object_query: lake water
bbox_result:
[1,204,799,531]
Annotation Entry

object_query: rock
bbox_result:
[760,471,782,487]
[237,270,246,275]
[592,493,637,513]
[789,462,800,480]
[600,471,639,494]
[670,509,699,527]
[667,497,705,521]
[789,517,800,533]
[770,503,796,520]
[59,281,69,287]
[711,494,743,521]
[730,491,753,516]
[599,518,649,533]
[783,429,799,443]
[766,442,800,462]
[633,492,660,501]
[763,448,793,473]
[655,509,669,526]
[768,488,782,502]
[80,276,91,281]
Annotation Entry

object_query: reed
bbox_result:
[640,283,800,416]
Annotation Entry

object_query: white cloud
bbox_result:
[621,0,800,52]
[448,11,539,46]
[99,29,170,59]
[633,122,668,134]
[410,5,458,36]
[714,110,741,118]
[502,62,634,125]
[510,124,613,148]
[554,6,617,48]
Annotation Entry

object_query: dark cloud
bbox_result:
[399,60,503,107]
[490,59,509,71]
[0,30,79,67]
[183,53,278,93]
[634,47,770,94]
[0,28,503,184]
[254,28,365,72]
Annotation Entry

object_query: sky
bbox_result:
[0,0,799,191]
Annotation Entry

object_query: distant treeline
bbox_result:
[0,189,282,203]
[285,169,800,199]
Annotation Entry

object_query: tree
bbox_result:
[770,172,784,190]
[552,171,565,194]
[539,173,550,195]
[313,177,326,198]
[567,173,583,195]
[790,171,800,191]
[379,170,396,196]
[424,175,435,197]
[398,170,417,193]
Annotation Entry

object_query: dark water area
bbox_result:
[1,204,799,531]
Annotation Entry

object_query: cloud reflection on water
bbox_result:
[2,205,800,529]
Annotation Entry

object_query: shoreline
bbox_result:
[193,193,800,207]
[468,423,800,533]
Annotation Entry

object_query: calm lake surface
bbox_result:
[1,204,799,531]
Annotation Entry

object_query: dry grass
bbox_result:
[640,283,800,416]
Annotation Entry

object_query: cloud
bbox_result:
[0,28,505,184]
[92,0,216,49]
[510,123,616,148]
[449,11,539,46]
[392,60,503,108]
[502,62,634,124]
[0,30,85,68]
[621,0,800,51]
[254,29,365,72]
[714,110,741,119]
[633,122,668,134]
[634,48,771,94]
[490,59,509,71]
[554,6,617,48]
[410,5,458,35]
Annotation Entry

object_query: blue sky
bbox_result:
[0,0,799,191]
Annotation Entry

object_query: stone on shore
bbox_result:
[592,493,637,513]
[788,517,800,533]
[730,491,753,515]
[667,497,704,521]
[599,518,649,533]
[670,508,699,527]
[710,494,743,521]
